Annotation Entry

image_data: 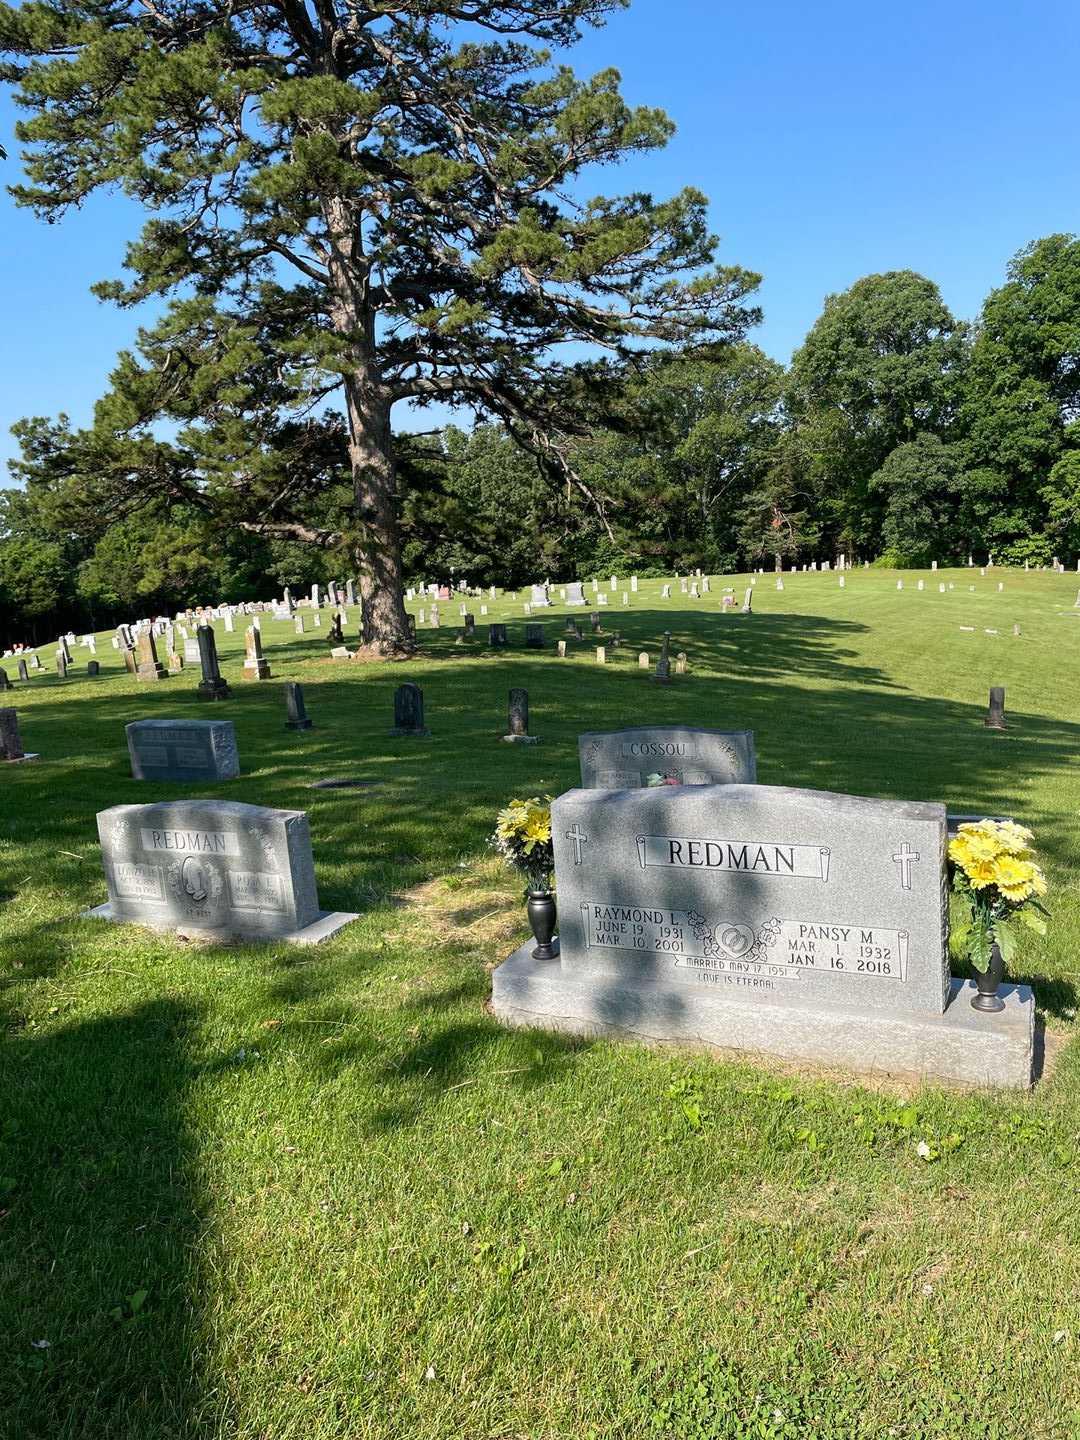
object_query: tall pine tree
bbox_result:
[1,0,759,649]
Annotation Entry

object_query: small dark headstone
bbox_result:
[57,653,69,679]
[590,612,601,632]
[0,668,9,692]
[503,686,541,745]
[391,682,429,736]
[285,681,313,731]
[328,611,345,645]
[986,686,1006,731]
[17,659,29,683]
[463,613,475,637]
[525,623,544,649]
[197,626,230,701]
[87,660,100,677]
[406,613,417,639]
[488,623,508,648]
[0,707,37,762]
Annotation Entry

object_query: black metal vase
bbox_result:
[971,941,1006,1013]
[526,890,558,960]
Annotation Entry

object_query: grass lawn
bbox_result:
[3,567,1080,1439]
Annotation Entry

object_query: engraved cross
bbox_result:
[566,825,589,865]
[892,841,920,890]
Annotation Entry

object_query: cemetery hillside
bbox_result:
[3,0,1080,1437]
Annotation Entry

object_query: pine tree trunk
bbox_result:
[324,195,412,656]
[343,375,413,655]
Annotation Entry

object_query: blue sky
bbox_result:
[2,0,1079,473]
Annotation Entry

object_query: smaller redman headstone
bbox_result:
[579,726,756,789]
[85,798,357,944]
[0,708,38,763]
[391,683,429,736]
[285,682,313,730]
[503,687,540,745]
[127,719,240,783]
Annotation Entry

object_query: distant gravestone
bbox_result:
[169,652,184,673]
[579,726,756,789]
[86,798,356,943]
[243,625,271,680]
[285,681,313,730]
[0,708,37,763]
[503,687,540,745]
[126,719,240,783]
[197,627,230,701]
[986,687,1006,731]
[0,668,9,692]
[525,623,544,649]
[530,584,550,608]
[488,623,508,648]
[391,682,429,736]
[294,614,305,634]
[639,652,650,669]
[136,629,166,682]
[17,659,29,683]
[87,660,100,677]
[491,782,1034,1088]
[590,612,601,632]
[56,653,69,679]
[566,581,586,606]
[184,637,201,663]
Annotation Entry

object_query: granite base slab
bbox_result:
[491,942,1034,1090]
[3,753,40,764]
[81,902,358,946]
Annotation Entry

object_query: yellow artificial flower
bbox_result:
[994,820,1035,855]
[993,854,1036,902]
[966,858,999,890]
[956,824,1003,863]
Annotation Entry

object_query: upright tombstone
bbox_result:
[463,613,476,638]
[184,636,201,664]
[17,658,29,683]
[579,726,756,789]
[243,625,271,680]
[488,623,508,648]
[126,719,240,782]
[590,611,601,633]
[346,578,357,606]
[294,614,305,634]
[530,583,551,608]
[503,687,540,744]
[566,618,583,640]
[56,652,69,679]
[285,681,313,730]
[85,798,357,943]
[197,626,230,701]
[566,581,586,606]
[136,629,167,682]
[0,708,38,762]
[391,682,429,736]
[0,668,9,693]
[88,660,100,677]
[986,687,1007,731]
[491,783,1034,1088]
[525,623,545,649]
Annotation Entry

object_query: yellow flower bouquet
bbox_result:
[491,796,554,892]
[949,819,1048,974]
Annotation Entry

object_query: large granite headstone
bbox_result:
[579,726,756,789]
[566,582,586,606]
[492,783,1034,1088]
[126,719,240,782]
[84,798,357,944]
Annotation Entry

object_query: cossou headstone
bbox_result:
[84,798,357,944]
[391,682,429,736]
[491,783,1034,1088]
[126,719,240,782]
[579,726,756,789]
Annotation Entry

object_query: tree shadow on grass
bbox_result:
[0,998,207,1440]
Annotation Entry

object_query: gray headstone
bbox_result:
[197,626,229,700]
[88,798,356,942]
[503,686,540,744]
[0,707,36,761]
[986,686,1006,730]
[17,659,29,683]
[0,668,9,692]
[490,783,1034,1087]
[488,623,508,648]
[285,681,312,730]
[391,682,429,736]
[525,623,544,649]
[579,726,756,789]
[566,582,586,606]
[243,625,271,679]
[126,719,240,783]
[136,629,166,682]
[87,660,100,677]
[530,584,550,608]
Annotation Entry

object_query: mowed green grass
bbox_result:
[3,567,1080,1440]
